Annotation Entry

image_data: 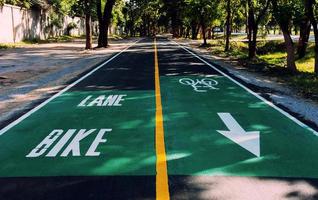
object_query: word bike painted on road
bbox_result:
[26,129,111,158]
[179,78,219,92]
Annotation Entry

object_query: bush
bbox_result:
[257,40,286,55]
[66,22,78,35]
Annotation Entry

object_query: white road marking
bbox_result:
[26,128,111,157]
[0,39,142,136]
[217,113,260,157]
[77,94,127,107]
[171,40,318,136]
[179,78,219,92]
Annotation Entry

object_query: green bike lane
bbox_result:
[156,38,318,197]
[0,39,157,199]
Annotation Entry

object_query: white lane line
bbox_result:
[0,39,142,136]
[171,40,318,136]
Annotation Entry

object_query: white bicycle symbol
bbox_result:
[179,78,219,92]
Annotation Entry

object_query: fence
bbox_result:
[0,4,88,43]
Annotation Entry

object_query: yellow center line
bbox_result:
[154,38,170,200]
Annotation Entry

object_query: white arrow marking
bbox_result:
[217,113,260,157]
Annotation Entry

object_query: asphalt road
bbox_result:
[0,37,318,200]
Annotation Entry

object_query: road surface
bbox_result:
[0,38,317,200]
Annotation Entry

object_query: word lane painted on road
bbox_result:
[27,129,111,158]
[78,94,127,107]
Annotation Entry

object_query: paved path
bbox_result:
[0,38,318,200]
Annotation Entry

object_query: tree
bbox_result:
[96,0,116,48]
[85,0,93,49]
[271,0,299,73]
[297,10,311,59]
[0,0,34,8]
[162,0,185,37]
[71,0,97,49]
[183,0,200,39]
[123,0,161,37]
[111,0,125,35]
[246,0,270,58]
[123,0,140,37]
[304,0,318,74]
[225,0,231,51]
[186,0,220,45]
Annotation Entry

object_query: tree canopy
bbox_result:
[2,0,318,74]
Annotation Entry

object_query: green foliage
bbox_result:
[112,0,125,26]
[0,0,31,8]
[257,40,286,54]
[66,21,77,35]
[0,0,51,9]
[49,12,63,29]
[271,0,305,32]
[185,0,220,26]
[67,22,77,30]
[48,0,77,15]
[232,0,246,30]
[123,0,162,36]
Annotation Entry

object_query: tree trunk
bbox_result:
[247,0,269,59]
[248,25,257,58]
[200,16,207,45]
[315,38,318,74]
[247,0,256,58]
[97,0,105,47]
[282,30,297,73]
[202,25,207,45]
[297,17,311,59]
[196,26,200,39]
[225,0,231,51]
[185,27,190,38]
[97,0,115,48]
[171,9,179,37]
[103,0,116,47]
[85,11,92,49]
[252,25,258,56]
[306,0,318,74]
[312,22,318,74]
[294,25,298,35]
[191,21,198,40]
[212,28,215,39]
[208,29,212,39]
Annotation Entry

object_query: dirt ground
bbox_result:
[0,38,139,126]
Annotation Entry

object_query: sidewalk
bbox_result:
[0,38,138,126]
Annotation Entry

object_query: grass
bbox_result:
[259,52,286,67]
[199,37,318,100]
[0,35,86,49]
[0,43,16,49]
[0,41,34,49]
[206,40,248,59]
[45,35,76,42]
[0,34,123,50]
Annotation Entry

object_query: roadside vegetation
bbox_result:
[200,37,318,99]
[0,35,85,49]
